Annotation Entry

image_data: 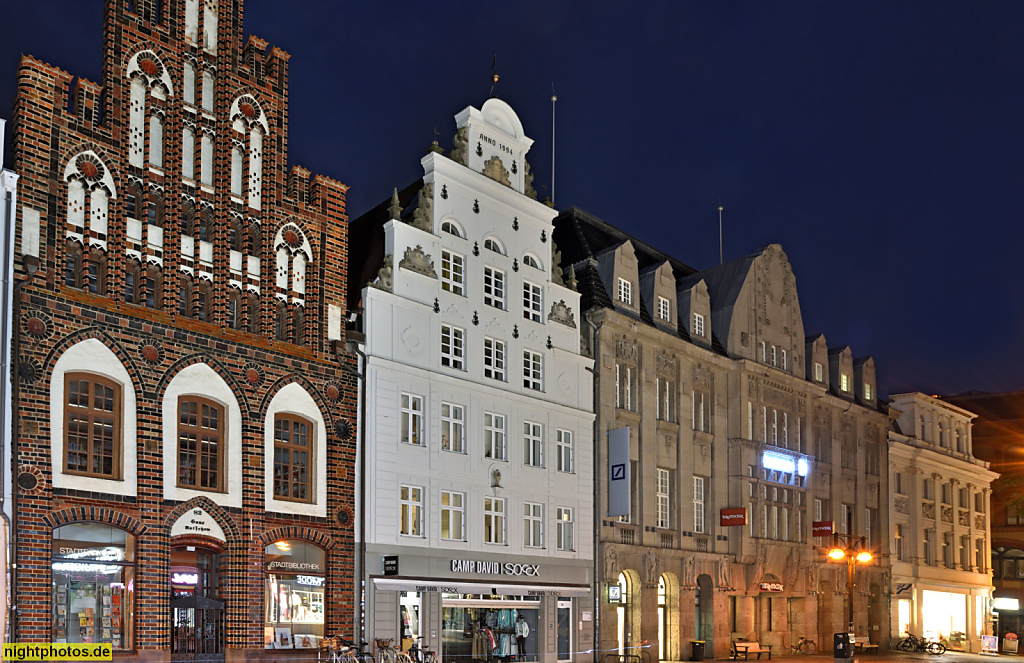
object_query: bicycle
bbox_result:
[790,637,817,655]
[897,633,945,654]
[340,639,375,663]
[406,637,438,663]
[376,638,398,663]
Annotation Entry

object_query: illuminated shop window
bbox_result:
[265,540,326,649]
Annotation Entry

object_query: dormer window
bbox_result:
[441,220,465,239]
[617,278,632,305]
[484,237,505,255]
[840,373,850,392]
[814,362,823,382]
[523,253,542,270]
[864,384,872,401]
[657,297,671,322]
[693,313,705,338]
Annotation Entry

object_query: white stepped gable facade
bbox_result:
[358,99,596,663]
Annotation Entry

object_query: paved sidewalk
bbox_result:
[708,651,1024,663]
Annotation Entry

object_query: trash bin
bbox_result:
[833,633,853,660]
[691,641,706,662]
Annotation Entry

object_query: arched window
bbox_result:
[64,240,83,289]
[125,258,142,304]
[954,427,964,453]
[227,288,242,330]
[183,59,196,103]
[197,209,211,243]
[276,301,287,341]
[64,373,122,478]
[1001,549,1024,580]
[124,182,140,219]
[177,396,224,490]
[182,125,195,179]
[249,223,262,254]
[231,144,243,196]
[196,280,212,321]
[179,276,193,317]
[441,220,464,238]
[146,192,163,228]
[523,253,542,270]
[126,51,173,168]
[273,414,313,502]
[291,306,305,346]
[248,292,260,333]
[145,264,161,309]
[202,71,215,112]
[230,95,269,211]
[228,219,243,252]
[483,237,505,255]
[200,132,213,185]
[919,415,927,441]
[149,114,164,167]
[248,126,263,210]
[181,200,195,235]
[273,223,312,303]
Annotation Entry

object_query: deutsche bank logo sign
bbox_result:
[607,428,631,517]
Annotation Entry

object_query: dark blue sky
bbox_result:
[3,2,1022,397]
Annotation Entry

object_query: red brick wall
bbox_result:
[11,0,356,656]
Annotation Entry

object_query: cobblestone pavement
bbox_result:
[712,652,1023,663]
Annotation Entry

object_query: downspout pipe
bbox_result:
[583,311,602,660]
[341,338,367,645]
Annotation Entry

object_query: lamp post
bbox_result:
[826,533,873,636]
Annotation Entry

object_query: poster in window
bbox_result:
[294,634,317,649]
[274,627,293,649]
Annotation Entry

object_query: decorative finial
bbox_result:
[388,188,401,221]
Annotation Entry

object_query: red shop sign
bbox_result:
[720,508,747,527]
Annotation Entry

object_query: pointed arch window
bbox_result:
[126,51,173,169]
[275,301,287,341]
[182,125,195,179]
[273,414,313,502]
[202,71,215,112]
[179,276,193,317]
[291,305,305,346]
[64,373,122,478]
[177,396,224,491]
[248,292,260,334]
[196,280,212,322]
[227,288,242,330]
[149,114,164,167]
[183,60,196,103]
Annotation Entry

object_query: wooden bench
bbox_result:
[853,636,879,653]
[733,641,772,660]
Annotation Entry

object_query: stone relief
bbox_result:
[482,156,511,186]
[646,549,658,584]
[894,497,908,515]
[693,364,713,389]
[958,510,969,526]
[551,241,565,286]
[682,555,696,587]
[616,338,638,364]
[783,550,801,589]
[450,127,468,165]
[740,331,750,347]
[806,564,820,595]
[941,506,953,523]
[604,547,618,581]
[656,352,676,376]
[748,377,758,398]
[370,254,393,292]
[922,502,935,520]
[399,245,437,278]
[718,557,732,589]
[548,300,576,328]
[746,544,768,594]
[975,514,986,530]
[410,183,433,231]
[763,384,795,410]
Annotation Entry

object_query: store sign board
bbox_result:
[994,598,1020,611]
[1004,635,1018,654]
[720,508,747,526]
[170,508,226,542]
[450,559,540,577]
[383,556,399,576]
[607,427,631,518]
[811,521,833,537]
[759,582,783,593]
[607,586,621,603]
[982,636,998,654]
[372,577,589,597]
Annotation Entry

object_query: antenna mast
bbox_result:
[718,204,724,264]
[551,85,557,206]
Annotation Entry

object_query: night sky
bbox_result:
[2,2,1022,398]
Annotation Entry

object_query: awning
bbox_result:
[372,577,590,597]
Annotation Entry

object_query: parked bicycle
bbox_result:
[376,638,398,663]
[897,633,945,654]
[790,636,817,655]
[406,637,438,663]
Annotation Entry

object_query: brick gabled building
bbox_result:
[10,0,356,659]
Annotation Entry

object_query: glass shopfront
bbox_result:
[265,540,326,649]
[441,594,540,662]
[51,523,135,650]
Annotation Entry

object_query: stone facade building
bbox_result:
[552,207,890,660]
[348,99,595,663]
[10,0,356,659]
[886,392,996,652]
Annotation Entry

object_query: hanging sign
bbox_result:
[720,508,747,526]
[383,556,399,576]
[759,582,783,593]
[811,521,834,537]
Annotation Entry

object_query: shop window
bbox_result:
[64,373,122,479]
[265,540,325,649]
[51,523,135,649]
[177,396,224,491]
[273,414,313,503]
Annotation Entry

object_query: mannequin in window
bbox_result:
[514,614,529,661]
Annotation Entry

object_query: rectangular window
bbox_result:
[975,493,986,513]
[771,345,777,367]
[557,429,574,473]
[556,507,575,551]
[657,469,671,529]
[840,373,851,392]
[814,498,822,523]
[959,487,969,508]
[895,524,905,562]
[923,477,933,500]
[400,393,424,446]
[865,508,873,548]
[841,503,852,535]
[692,390,711,433]
[771,409,779,445]
[976,539,985,571]
[894,472,904,494]
[177,397,224,490]
[400,485,423,536]
[961,534,970,569]
[483,266,505,309]
[523,282,542,322]
[524,421,544,467]
[617,365,635,410]
[693,476,705,534]
[657,378,674,422]
[484,496,506,544]
[781,350,787,370]
[617,278,632,305]
[693,313,705,337]
[814,362,823,382]
[441,324,465,370]
[273,414,312,502]
[941,482,952,505]
[943,532,954,568]
[440,402,465,453]
[781,507,789,541]
[441,250,465,295]
[65,374,122,479]
[524,502,544,548]
[484,412,506,460]
[523,350,543,391]
[657,296,671,321]
[441,490,465,541]
[864,383,873,401]
[760,341,767,362]
[484,338,506,381]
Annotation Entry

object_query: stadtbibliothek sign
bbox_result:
[450,559,540,577]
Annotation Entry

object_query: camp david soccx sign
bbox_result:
[451,559,540,577]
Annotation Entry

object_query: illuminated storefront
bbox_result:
[265,540,326,650]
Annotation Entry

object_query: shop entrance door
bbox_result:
[557,600,572,662]
[170,547,224,663]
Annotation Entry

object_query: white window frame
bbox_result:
[400,393,423,446]
[524,501,544,548]
[657,469,670,529]
[441,249,465,295]
[484,412,507,461]
[693,476,705,534]
[556,507,575,552]
[557,429,574,474]
[617,278,632,305]
[400,485,423,537]
[840,373,851,392]
[484,337,506,381]
[523,350,543,391]
[440,402,465,453]
[693,313,705,337]
[441,490,465,541]
[524,421,544,468]
[864,383,873,400]
[814,362,823,382]
[657,378,674,421]
[771,345,777,367]
[657,296,671,321]
[523,281,542,323]
[617,365,634,410]
[441,324,465,370]
[781,349,787,370]
[895,524,905,561]
[484,496,506,545]
[484,266,505,309]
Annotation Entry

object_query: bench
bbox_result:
[853,637,879,653]
[733,641,772,660]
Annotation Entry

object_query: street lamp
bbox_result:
[825,534,873,636]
